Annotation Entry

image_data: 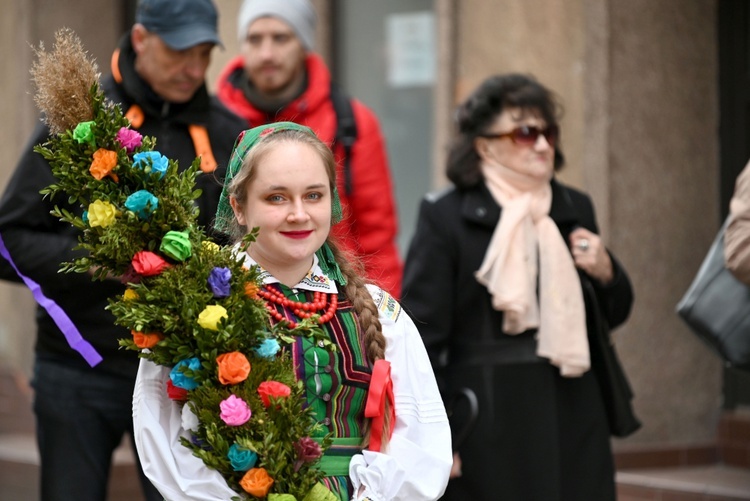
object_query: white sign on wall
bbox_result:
[386,11,436,88]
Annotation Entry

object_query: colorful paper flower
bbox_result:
[268,494,296,501]
[228,444,258,472]
[299,483,341,501]
[254,338,280,359]
[169,357,201,391]
[240,468,274,497]
[208,267,232,298]
[131,330,163,349]
[197,305,228,331]
[116,127,143,153]
[216,352,251,385]
[166,380,188,402]
[257,381,292,408]
[125,190,158,220]
[219,394,252,426]
[133,151,168,179]
[89,148,118,180]
[160,230,192,262]
[73,120,95,146]
[191,435,212,450]
[131,250,170,276]
[244,282,259,299]
[293,437,322,472]
[87,200,117,228]
[201,240,220,254]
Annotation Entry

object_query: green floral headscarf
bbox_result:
[214,122,346,284]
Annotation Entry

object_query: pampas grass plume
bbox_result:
[31,28,100,134]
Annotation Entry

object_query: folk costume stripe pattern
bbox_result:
[265,283,372,500]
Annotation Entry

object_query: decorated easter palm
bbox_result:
[32,29,336,501]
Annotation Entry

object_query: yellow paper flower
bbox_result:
[123,289,138,301]
[202,240,220,254]
[87,200,117,228]
[197,304,228,331]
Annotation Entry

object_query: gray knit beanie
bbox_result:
[237,0,317,50]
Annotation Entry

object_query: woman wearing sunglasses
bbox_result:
[401,73,634,500]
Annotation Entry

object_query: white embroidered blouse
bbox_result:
[132,255,452,500]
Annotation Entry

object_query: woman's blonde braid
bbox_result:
[326,239,391,448]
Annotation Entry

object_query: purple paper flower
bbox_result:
[116,127,143,153]
[191,435,212,451]
[208,267,232,298]
[219,394,252,426]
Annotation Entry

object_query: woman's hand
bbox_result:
[569,228,614,285]
[450,452,462,478]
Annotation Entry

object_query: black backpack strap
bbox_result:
[330,82,358,196]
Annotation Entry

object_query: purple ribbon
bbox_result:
[0,233,102,367]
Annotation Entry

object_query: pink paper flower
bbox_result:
[116,127,143,153]
[219,394,252,426]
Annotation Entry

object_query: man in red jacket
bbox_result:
[216,0,403,296]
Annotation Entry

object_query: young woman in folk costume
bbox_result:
[133,122,452,501]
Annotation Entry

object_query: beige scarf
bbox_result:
[475,161,590,377]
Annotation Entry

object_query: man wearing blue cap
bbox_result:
[0,1,245,500]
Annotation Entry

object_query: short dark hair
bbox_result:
[446,73,565,188]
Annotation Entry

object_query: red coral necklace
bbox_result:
[258,286,338,328]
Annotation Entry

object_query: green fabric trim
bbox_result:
[315,242,347,286]
[314,437,362,476]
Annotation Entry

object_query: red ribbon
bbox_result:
[364,359,395,452]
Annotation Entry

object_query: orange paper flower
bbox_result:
[216,352,251,385]
[239,468,274,497]
[132,330,164,349]
[89,148,118,180]
[244,282,259,299]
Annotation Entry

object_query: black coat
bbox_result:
[402,179,634,500]
[0,35,246,378]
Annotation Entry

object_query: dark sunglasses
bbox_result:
[479,124,559,146]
